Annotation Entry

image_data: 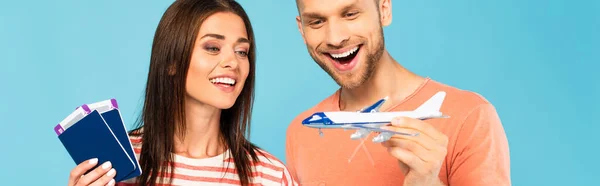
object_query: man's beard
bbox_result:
[308,28,385,90]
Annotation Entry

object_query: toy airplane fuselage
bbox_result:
[302,91,449,143]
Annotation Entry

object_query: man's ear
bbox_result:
[296,16,307,44]
[379,0,392,26]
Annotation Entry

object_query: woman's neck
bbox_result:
[173,96,225,159]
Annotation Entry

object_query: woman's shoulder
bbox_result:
[251,148,287,170]
[250,148,298,185]
[127,128,144,151]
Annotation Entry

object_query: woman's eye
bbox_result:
[236,51,248,57]
[205,46,220,53]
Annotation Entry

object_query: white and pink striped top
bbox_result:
[116,133,297,186]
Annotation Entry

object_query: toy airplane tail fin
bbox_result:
[414,91,446,113]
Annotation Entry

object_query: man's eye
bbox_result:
[345,12,358,18]
[310,20,323,25]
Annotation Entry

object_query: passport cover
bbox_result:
[57,110,136,182]
[98,108,141,180]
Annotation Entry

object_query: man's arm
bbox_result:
[449,103,511,185]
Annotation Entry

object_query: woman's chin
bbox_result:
[186,95,236,110]
[211,100,236,110]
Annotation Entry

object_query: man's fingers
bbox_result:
[398,160,409,175]
[390,117,447,143]
[387,147,428,174]
[68,158,99,185]
[381,127,420,138]
[89,168,116,186]
[76,161,113,185]
[383,138,437,162]
[381,126,440,152]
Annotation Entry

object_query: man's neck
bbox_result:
[174,96,225,159]
[339,51,426,111]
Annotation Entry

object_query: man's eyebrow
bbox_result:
[300,12,324,19]
[340,3,359,13]
[300,1,359,20]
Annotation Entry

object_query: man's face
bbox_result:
[296,0,391,89]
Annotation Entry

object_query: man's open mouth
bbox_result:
[325,45,361,65]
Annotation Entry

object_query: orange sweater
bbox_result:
[285,78,510,186]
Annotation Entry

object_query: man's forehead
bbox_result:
[296,0,373,13]
[295,0,305,12]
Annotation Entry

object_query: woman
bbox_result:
[66,0,296,185]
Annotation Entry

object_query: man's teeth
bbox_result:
[210,77,235,85]
[330,47,359,59]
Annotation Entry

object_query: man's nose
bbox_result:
[325,20,350,48]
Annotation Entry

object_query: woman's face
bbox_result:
[186,12,251,109]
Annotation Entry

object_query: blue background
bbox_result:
[0,0,598,185]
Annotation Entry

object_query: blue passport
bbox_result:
[54,99,141,182]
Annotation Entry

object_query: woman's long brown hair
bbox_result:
[129,0,261,185]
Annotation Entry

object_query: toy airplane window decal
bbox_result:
[308,115,322,121]
[302,91,450,143]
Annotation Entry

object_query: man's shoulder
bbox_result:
[425,79,498,120]
[426,80,510,186]
[426,79,492,105]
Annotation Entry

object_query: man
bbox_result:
[285,0,511,185]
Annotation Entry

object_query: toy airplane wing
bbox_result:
[356,90,446,113]
[350,124,419,136]
[357,96,388,113]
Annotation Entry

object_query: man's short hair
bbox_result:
[295,0,380,12]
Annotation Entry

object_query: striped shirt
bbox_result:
[117,133,297,186]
